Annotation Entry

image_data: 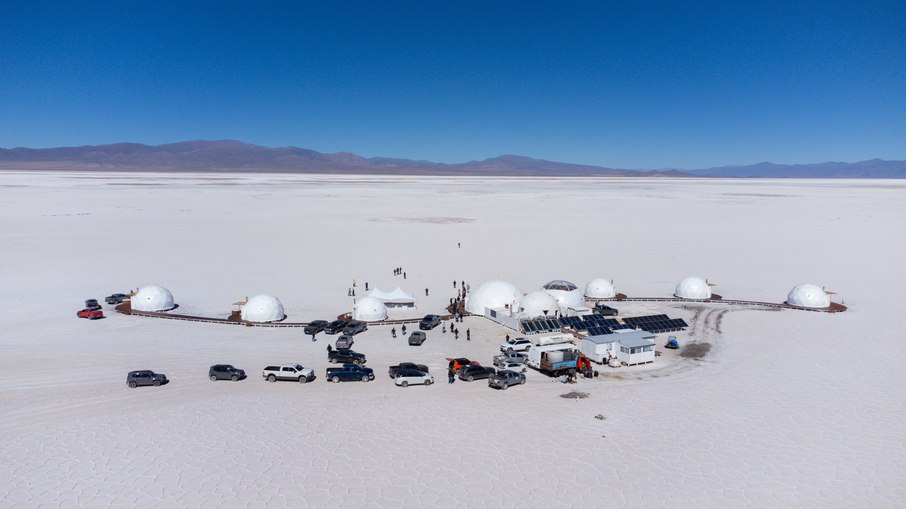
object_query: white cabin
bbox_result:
[578,330,656,365]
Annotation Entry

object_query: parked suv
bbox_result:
[419,314,441,330]
[328,349,366,365]
[336,334,354,349]
[127,370,168,388]
[209,364,246,381]
[488,369,526,390]
[458,365,497,382]
[84,299,101,310]
[344,320,368,335]
[105,293,130,305]
[499,337,533,353]
[304,320,328,335]
[408,331,427,346]
[324,320,349,334]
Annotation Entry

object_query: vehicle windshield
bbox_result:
[294,364,303,370]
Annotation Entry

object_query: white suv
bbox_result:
[499,337,533,352]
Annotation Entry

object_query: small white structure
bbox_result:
[241,294,285,323]
[675,276,712,300]
[542,280,584,309]
[520,290,560,318]
[368,287,416,308]
[353,296,388,321]
[132,285,176,312]
[465,280,523,315]
[579,330,656,365]
[585,278,616,299]
[786,283,830,308]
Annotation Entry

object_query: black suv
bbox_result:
[458,365,497,382]
[126,370,168,388]
[328,348,366,365]
[105,293,130,305]
[419,314,441,330]
[304,320,328,335]
[324,320,349,334]
[84,299,101,310]
[209,364,246,381]
[344,320,368,335]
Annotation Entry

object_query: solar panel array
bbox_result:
[520,317,562,334]
[622,314,688,333]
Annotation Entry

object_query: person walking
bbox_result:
[365,282,369,291]
[391,327,397,338]
[442,324,446,334]
[425,288,429,296]
[453,280,457,288]
[327,344,333,353]
[448,368,455,384]
[454,330,459,340]
[466,329,470,341]
[311,331,317,342]
[403,272,407,279]
[401,324,407,335]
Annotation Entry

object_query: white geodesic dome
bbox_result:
[132,285,176,312]
[241,294,285,323]
[520,290,561,318]
[585,278,616,299]
[353,296,388,321]
[786,283,830,308]
[542,280,583,309]
[675,277,712,300]
[465,280,523,314]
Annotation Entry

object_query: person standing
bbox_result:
[327,344,332,353]
[448,368,455,384]
[425,288,429,296]
[466,329,470,341]
[403,272,407,279]
[453,280,457,288]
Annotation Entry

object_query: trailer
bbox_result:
[529,333,576,347]
[526,343,579,376]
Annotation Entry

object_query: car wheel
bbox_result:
[401,381,408,387]
[298,376,308,384]
[153,380,161,387]
[332,376,340,383]
[361,375,370,382]
[128,381,137,388]
[267,375,277,383]
[232,375,239,382]
[502,383,508,390]
[467,375,474,382]
[507,348,513,352]
[521,377,526,384]
[425,379,432,385]
[210,375,218,381]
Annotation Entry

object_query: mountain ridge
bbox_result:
[1,140,904,177]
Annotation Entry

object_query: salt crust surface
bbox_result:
[1,173,904,508]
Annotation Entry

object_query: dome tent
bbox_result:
[542,280,583,309]
[241,294,285,323]
[674,277,712,300]
[521,290,560,318]
[585,278,616,299]
[465,281,523,315]
[133,285,176,312]
[786,283,830,308]
[353,296,388,321]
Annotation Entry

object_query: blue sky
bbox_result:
[1,1,903,168]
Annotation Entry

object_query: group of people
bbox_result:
[392,267,406,279]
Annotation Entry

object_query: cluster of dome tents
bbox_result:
[126,277,836,325]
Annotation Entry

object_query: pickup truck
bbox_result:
[304,320,328,335]
[336,334,354,349]
[388,362,430,379]
[493,351,528,367]
[344,320,368,335]
[326,364,375,383]
[77,308,104,319]
[324,320,348,334]
[328,348,366,365]
[262,364,316,383]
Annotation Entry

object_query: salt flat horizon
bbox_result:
[1,171,904,508]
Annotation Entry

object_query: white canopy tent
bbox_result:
[368,287,416,307]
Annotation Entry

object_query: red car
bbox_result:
[446,357,479,372]
[77,308,104,320]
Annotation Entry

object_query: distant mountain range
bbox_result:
[1,140,904,178]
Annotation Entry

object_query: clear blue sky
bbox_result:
[1,1,904,168]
